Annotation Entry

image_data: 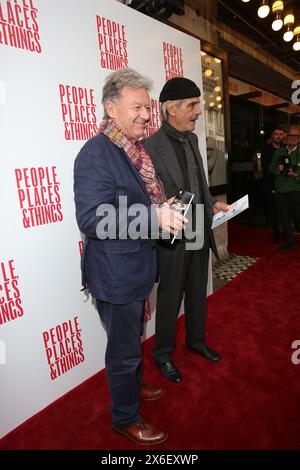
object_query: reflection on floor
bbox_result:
[212,253,258,293]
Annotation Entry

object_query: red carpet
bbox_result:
[228,223,276,258]
[1,223,300,450]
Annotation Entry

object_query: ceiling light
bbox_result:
[205,68,213,77]
[293,39,300,51]
[214,58,221,64]
[283,12,294,41]
[214,86,221,92]
[293,26,300,51]
[284,13,295,25]
[201,51,207,56]
[272,1,283,13]
[271,1,283,31]
[284,27,294,42]
[242,0,251,3]
[217,104,223,109]
[216,96,222,102]
[272,15,283,31]
[257,1,270,19]
[209,102,215,107]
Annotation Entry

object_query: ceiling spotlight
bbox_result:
[272,1,283,31]
[242,0,251,3]
[293,39,300,51]
[209,102,215,107]
[257,1,270,19]
[129,0,184,21]
[217,104,223,109]
[272,15,283,31]
[214,86,221,92]
[283,13,295,42]
[272,0,283,13]
[293,26,300,51]
[201,51,207,56]
[214,58,221,64]
[216,96,222,102]
[283,27,294,42]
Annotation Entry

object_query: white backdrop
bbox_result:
[0,0,207,438]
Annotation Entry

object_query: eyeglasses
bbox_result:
[287,134,300,138]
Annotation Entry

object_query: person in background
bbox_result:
[269,125,300,252]
[261,127,286,243]
[206,136,227,187]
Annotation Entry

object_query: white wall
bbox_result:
[0,0,205,438]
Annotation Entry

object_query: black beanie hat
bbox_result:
[159,77,201,103]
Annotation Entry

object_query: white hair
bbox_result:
[102,68,153,119]
[160,100,182,122]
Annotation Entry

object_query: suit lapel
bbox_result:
[189,136,207,183]
[155,128,184,190]
[119,148,150,199]
[189,135,213,208]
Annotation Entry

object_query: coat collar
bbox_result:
[153,127,185,190]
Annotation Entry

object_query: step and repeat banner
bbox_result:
[0,0,206,438]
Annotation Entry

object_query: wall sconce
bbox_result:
[257,0,270,19]
[272,1,284,31]
[283,13,295,42]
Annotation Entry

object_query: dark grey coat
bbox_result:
[142,127,218,257]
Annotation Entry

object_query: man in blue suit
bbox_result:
[74,68,186,445]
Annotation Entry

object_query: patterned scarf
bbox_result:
[98,119,165,204]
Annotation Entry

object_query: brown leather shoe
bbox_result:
[113,418,168,445]
[140,383,165,401]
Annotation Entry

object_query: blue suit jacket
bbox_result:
[74,134,157,304]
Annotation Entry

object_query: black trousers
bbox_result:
[264,189,280,235]
[96,299,144,428]
[276,191,300,245]
[153,241,210,364]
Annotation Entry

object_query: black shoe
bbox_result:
[157,361,182,383]
[278,242,296,253]
[187,343,221,362]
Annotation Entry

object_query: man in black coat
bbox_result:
[261,127,285,243]
[142,77,229,383]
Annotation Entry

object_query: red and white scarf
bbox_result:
[98,119,165,204]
